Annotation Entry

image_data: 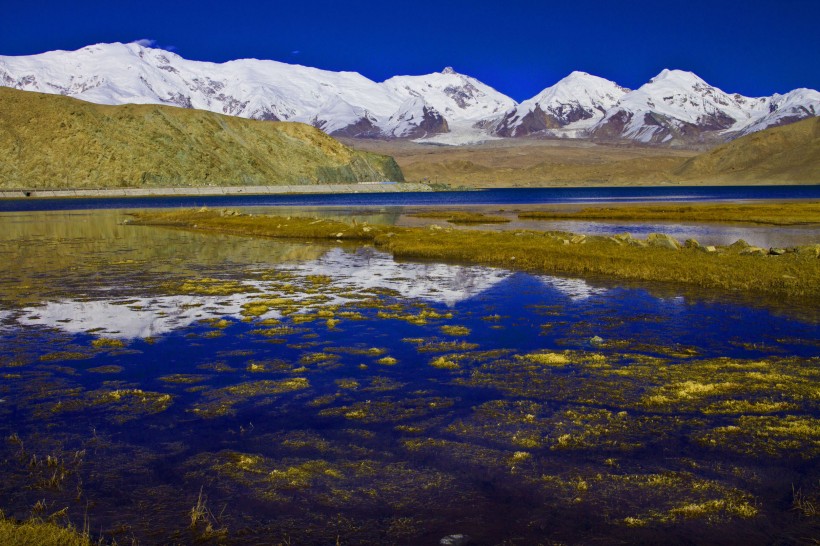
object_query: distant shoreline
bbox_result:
[0,182,433,200]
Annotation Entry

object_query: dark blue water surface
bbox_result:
[2,184,819,212]
[0,208,818,545]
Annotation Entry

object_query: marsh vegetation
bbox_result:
[132,207,820,297]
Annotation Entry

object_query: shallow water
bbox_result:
[3,184,820,212]
[1,210,818,545]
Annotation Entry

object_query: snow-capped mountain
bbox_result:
[589,69,820,145]
[731,88,820,136]
[0,42,507,140]
[0,43,817,145]
[382,67,515,134]
[493,71,628,137]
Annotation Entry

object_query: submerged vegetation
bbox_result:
[131,208,820,297]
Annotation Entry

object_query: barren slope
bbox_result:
[675,117,820,183]
[0,87,403,190]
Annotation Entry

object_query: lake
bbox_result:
[2,184,820,212]
[0,207,818,545]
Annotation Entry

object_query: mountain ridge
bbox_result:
[1,42,818,146]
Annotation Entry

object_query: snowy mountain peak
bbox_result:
[645,69,715,92]
[492,71,627,137]
[441,66,457,75]
[589,68,819,145]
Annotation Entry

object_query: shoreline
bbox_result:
[0,182,433,200]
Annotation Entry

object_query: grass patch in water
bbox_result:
[403,337,480,353]
[439,325,471,336]
[409,211,511,224]
[158,374,210,384]
[190,377,310,418]
[697,415,820,459]
[39,351,93,362]
[41,388,173,424]
[430,356,460,369]
[90,338,125,349]
[319,397,455,424]
[86,365,124,374]
[169,277,259,296]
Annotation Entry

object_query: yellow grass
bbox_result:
[131,209,820,298]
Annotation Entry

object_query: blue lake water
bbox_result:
[2,184,820,212]
[0,208,818,544]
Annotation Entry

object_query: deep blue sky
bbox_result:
[2,0,818,101]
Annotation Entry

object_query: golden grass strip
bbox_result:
[131,209,820,297]
[517,201,820,226]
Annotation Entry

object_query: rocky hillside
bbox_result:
[0,87,403,190]
[675,116,820,183]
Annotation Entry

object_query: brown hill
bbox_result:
[345,118,820,187]
[675,116,820,183]
[0,87,403,190]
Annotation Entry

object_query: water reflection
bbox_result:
[17,295,254,339]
